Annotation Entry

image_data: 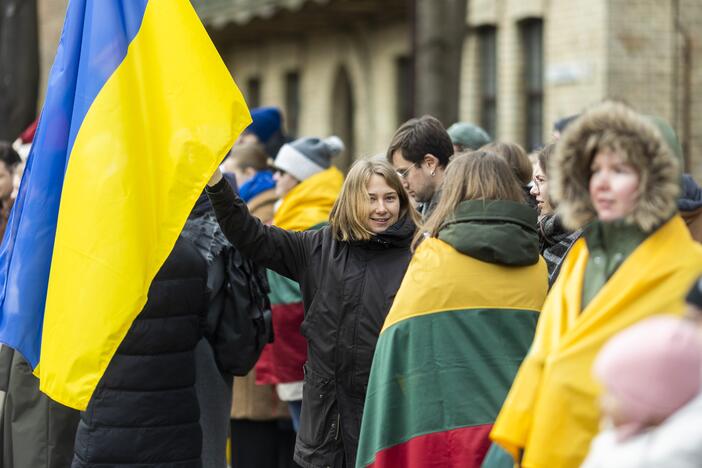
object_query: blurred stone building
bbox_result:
[36,0,702,179]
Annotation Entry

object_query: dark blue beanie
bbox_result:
[245,107,282,143]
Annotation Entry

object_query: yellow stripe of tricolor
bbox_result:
[381,238,548,334]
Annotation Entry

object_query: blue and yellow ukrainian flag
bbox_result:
[0,0,250,410]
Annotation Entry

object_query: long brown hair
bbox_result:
[415,151,524,248]
[481,141,533,186]
[329,159,419,241]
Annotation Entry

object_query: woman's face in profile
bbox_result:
[273,169,299,199]
[530,162,553,216]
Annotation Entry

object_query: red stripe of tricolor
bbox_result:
[366,425,493,468]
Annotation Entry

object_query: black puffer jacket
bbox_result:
[207,178,415,468]
[72,236,207,468]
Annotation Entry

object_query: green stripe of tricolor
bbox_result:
[267,270,302,305]
[357,307,538,468]
[266,222,325,306]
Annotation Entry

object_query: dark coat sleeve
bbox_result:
[206,178,309,281]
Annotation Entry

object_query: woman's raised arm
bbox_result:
[206,169,309,280]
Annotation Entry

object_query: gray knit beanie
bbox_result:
[446,122,491,150]
[274,135,344,181]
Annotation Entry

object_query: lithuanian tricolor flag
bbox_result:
[356,237,547,468]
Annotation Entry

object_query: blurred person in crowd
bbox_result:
[552,113,579,141]
[530,143,582,285]
[678,174,702,243]
[206,155,419,467]
[235,106,287,160]
[582,315,702,468]
[72,236,209,467]
[0,143,22,238]
[243,136,344,438]
[646,115,702,244]
[446,121,491,154]
[387,115,453,219]
[225,143,277,222]
[481,141,536,208]
[488,102,702,468]
[11,119,36,160]
[358,152,547,468]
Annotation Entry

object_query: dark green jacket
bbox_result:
[581,220,648,310]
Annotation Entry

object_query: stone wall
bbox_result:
[223,22,409,160]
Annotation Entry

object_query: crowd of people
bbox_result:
[2,100,702,468]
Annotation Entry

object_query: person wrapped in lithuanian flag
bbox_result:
[357,151,548,468]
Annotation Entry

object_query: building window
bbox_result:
[245,77,261,109]
[395,55,413,125]
[285,71,300,138]
[477,26,497,138]
[521,19,543,151]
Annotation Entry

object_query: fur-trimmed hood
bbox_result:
[551,102,680,232]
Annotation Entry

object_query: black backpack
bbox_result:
[182,211,273,376]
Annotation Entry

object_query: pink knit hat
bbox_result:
[594,316,702,440]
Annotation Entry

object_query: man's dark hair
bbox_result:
[0,142,21,170]
[386,115,453,168]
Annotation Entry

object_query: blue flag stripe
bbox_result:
[67,0,149,155]
[0,0,148,366]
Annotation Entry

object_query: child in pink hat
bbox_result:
[582,315,702,467]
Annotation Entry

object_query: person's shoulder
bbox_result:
[639,399,702,467]
[583,429,655,468]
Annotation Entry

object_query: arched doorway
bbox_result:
[331,66,355,172]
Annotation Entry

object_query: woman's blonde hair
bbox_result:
[416,151,525,248]
[329,159,419,241]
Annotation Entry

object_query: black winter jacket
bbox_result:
[72,236,207,468]
[207,178,415,468]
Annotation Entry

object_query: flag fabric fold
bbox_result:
[357,237,547,468]
[0,0,250,410]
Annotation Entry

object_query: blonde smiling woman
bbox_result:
[206,155,418,468]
